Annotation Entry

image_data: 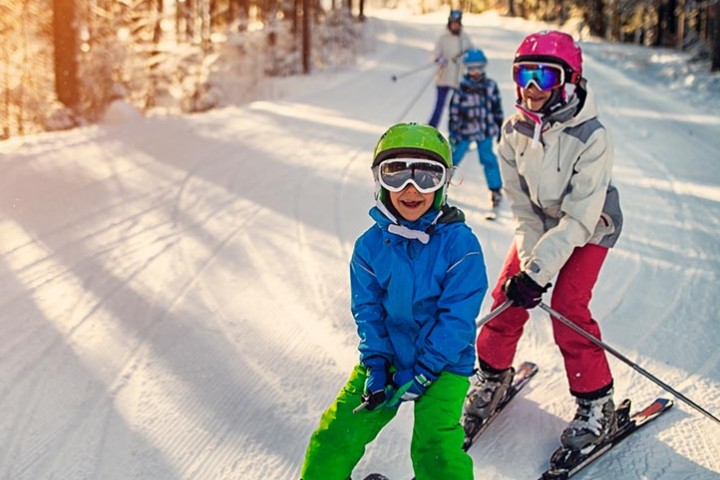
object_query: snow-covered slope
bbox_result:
[1,9,719,480]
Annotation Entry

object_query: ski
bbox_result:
[462,361,539,450]
[484,207,498,221]
[538,397,674,480]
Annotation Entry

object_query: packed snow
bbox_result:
[1,8,719,480]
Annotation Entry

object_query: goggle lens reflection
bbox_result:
[513,62,565,91]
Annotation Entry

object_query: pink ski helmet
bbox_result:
[514,30,582,85]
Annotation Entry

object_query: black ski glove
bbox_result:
[362,356,392,411]
[503,271,550,309]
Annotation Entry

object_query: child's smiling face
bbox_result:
[389,184,435,222]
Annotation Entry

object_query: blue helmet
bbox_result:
[463,48,488,66]
[448,9,462,24]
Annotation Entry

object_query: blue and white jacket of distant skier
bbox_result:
[449,76,503,142]
[351,205,488,377]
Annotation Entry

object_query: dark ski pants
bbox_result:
[301,363,473,480]
[428,86,451,128]
[476,242,613,395]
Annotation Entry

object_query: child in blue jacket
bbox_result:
[449,48,505,209]
[300,123,488,480]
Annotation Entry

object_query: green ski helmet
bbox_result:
[372,123,453,210]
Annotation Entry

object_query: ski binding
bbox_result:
[538,397,673,479]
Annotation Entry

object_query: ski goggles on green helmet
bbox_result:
[377,158,447,194]
[513,62,565,91]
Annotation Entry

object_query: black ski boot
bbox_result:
[464,363,514,420]
[560,390,617,451]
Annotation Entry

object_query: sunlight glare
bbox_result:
[249,101,384,135]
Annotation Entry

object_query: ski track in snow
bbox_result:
[1,8,719,480]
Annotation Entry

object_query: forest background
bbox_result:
[2,0,720,140]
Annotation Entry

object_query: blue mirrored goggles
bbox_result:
[377,158,447,194]
[513,62,566,91]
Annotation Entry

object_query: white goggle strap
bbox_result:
[375,197,399,223]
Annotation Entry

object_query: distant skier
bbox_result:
[448,48,505,211]
[300,123,488,480]
[466,31,624,452]
[428,9,473,128]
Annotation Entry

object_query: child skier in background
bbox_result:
[428,9,473,128]
[466,30,623,453]
[300,123,488,480]
[448,48,505,211]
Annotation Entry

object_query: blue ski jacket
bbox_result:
[351,205,488,376]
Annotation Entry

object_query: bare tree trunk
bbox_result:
[303,0,311,73]
[677,0,685,50]
[584,0,607,37]
[187,0,195,42]
[210,0,221,31]
[239,0,249,31]
[201,0,211,49]
[656,0,677,47]
[153,0,163,43]
[1,3,11,138]
[608,0,620,41]
[52,0,79,110]
[2,46,9,139]
[711,3,720,72]
[147,0,164,109]
[292,0,299,34]
[227,0,237,27]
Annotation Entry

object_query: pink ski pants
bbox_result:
[476,242,613,395]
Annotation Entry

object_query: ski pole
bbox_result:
[353,301,513,414]
[395,72,435,123]
[390,62,436,82]
[538,302,720,425]
[477,299,512,328]
[391,47,471,82]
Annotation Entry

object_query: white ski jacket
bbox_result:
[432,31,473,88]
[498,86,623,287]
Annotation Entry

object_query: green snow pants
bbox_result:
[301,363,473,480]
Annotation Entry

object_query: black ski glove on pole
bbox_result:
[503,271,550,309]
[362,356,391,411]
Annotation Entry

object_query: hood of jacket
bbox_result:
[369,203,466,244]
[514,83,598,147]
